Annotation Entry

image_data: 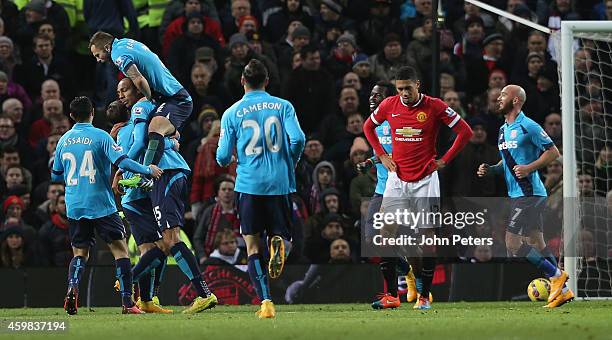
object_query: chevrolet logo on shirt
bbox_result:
[395,127,423,142]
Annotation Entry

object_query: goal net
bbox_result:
[557,21,612,298]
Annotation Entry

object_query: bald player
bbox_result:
[477,85,572,308]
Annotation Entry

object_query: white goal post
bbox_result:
[561,21,612,297]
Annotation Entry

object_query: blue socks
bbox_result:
[171,242,211,298]
[115,257,134,307]
[518,244,559,278]
[248,254,271,301]
[153,257,167,297]
[144,132,164,166]
[132,246,165,282]
[68,256,86,290]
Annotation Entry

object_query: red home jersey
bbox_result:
[370,94,460,182]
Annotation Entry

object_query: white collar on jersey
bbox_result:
[400,94,424,108]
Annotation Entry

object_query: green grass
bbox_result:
[1,301,612,340]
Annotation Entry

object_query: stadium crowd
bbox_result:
[0,0,611,270]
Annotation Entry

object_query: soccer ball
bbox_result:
[527,278,551,301]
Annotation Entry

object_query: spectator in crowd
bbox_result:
[328,238,353,263]
[38,191,71,266]
[167,11,222,86]
[543,112,562,148]
[160,0,220,44]
[224,32,279,102]
[305,212,345,263]
[296,134,324,202]
[488,69,508,90]
[543,155,563,231]
[202,229,247,266]
[319,87,361,148]
[28,98,62,148]
[30,132,59,187]
[453,1,495,39]
[275,24,310,86]
[190,118,236,216]
[465,33,511,99]
[357,0,403,56]
[222,0,252,39]
[33,181,63,228]
[442,117,504,197]
[404,0,433,39]
[1,195,36,242]
[2,98,27,135]
[407,18,434,81]
[4,164,29,192]
[454,15,485,60]
[314,0,354,43]
[0,36,19,79]
[193,176,240,264]
[284,44,335,134]
[369,33,415,82]
[183,104,218,163]
[0,226,37,268]
[578,171,595,198]
[303,187,346,239]
[14,34,73,100]
[308,161,336,215]
[0,117,32,169]
[443,90,467,118]
[0,71,31,113]
[594,145,612,197]
[265,0,314,43]
[325,32,367,80]
[187,61,226,118]
[162,0,224,59]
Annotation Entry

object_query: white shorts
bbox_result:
[380,171,441,229]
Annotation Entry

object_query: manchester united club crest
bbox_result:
[416,111,428,122]
[510,130,518,139]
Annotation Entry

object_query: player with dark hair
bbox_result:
[51,96,162,315]
[477,84,573,308]
[113,78,218,314]
[356,81,405,309]
[217,59,306,318]
[89,31,193,176]
[363,66,473,310]
[106,95,172,314]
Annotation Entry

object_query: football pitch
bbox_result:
[1,301,611,340]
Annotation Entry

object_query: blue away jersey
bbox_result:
[217,90,306,195]
[111,38,185,98]
[52,123,126,219]
[129,100,190,174]
[374,121,393,195]
[497,112,554,198]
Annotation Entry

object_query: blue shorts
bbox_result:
[123,198,162,245]
[69,213,126,248]
[365,193,383,239]
[150,170,187,230]
[153,88,193,132]
[507,196,546,235]
[236,192,292,239]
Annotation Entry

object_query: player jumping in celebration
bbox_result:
[363,66,473,310]
[51,97,163,315]
[114,78,218,314]
[477,85,573,308]
[89,31,192,177]
[217,59,305,319]
[356,81,407,309]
